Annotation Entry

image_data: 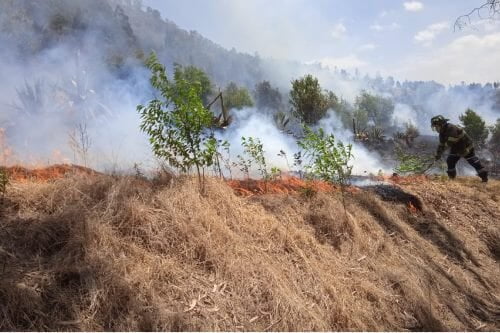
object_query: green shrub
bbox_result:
[239,136,268,179]
[297,127,353,186]
[138,53,218,191]
[394,146,434,175]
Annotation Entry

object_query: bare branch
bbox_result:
[455,0,500,31]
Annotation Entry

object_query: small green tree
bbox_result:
[460,108,489,149]
[254,80,283,111]
[223,82,254,110]
[298,127,353,185]
[334,98,355,130]
[354,91,394,128]
[137,53,218,191]
[174,64,214,105]
[240,136,268,180]
[489,118,500,175]
[290,74,331,125]
[297,127,353,211]
[353,108,369,133]
[218,140,233,179]
[233,154,252,180]
[325,90,339,111]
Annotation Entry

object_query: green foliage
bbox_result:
[297,127,353,186]
[333,98,354,129]
[459,108,489,148]
[240,136,268,179]
[174,64,214,105]
[218,140,233,179]
[489,119,500,174]
[223,82,254,110]
[325,90,339,111]
[290,74,336,125]
[0,168,8,199]
[233,153,252,179]
[137,53,218,188]
[394,146,434,175]
[354,91,394,128]
[353,108,369,132]
[269,167,282,181]
[254,80,283,111]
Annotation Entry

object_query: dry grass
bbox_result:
[0,173,499,331]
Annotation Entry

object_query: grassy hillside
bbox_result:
[0,171,499,331]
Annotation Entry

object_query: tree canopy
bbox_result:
[290,74,338,125]
[223,82,254,110]
[354,91,394,128]
[460,108,489,148]
[254,80,283,112]
[174,64,214,105]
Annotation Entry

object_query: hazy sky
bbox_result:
[144,0,500,84]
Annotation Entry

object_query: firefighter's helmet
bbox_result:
[431,115,449,132]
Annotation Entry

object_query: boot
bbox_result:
[478,170,488,183]
[447,170,457,179]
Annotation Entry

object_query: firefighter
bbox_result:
[431,115,488,182]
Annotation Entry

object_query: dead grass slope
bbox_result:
[0,175,499,331]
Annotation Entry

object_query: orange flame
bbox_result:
[0,128,14,165]
[407,201,418,214]
[4,164,98,182]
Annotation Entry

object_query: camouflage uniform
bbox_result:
[435,122,488,181]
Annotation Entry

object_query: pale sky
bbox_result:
[144,0,500,84]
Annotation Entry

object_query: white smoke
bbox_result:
[0,0,498,179]
[393,103,418,129]
[318,111,390,175]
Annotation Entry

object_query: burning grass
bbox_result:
[3,164,99,182]
[0,171,499,331]
[226,174,430,197]
[226,177,336,196]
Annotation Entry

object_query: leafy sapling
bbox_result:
[233,150,252,180]
[297,127,353,186]
[138,53,218,192]
[297,126,354,212]
[394,145,435,175]
[241,136,268,180]
[219,140,233,179]
[269,166,282,181]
